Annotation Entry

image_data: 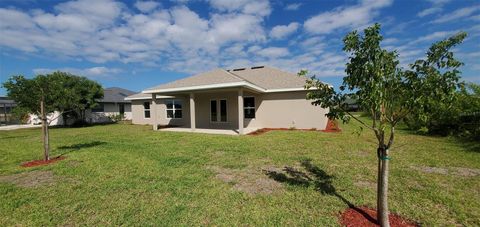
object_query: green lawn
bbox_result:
[0,121,479,226]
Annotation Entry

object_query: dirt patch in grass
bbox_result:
[208,166,284,195]
[410,166,449,175]
[67,160,83,167]
[21,156,66,167]
[411,166,480,177]
[451,167,480,177]
[0,170,57,188]
[354,180,376,189]
[340,206,418,227]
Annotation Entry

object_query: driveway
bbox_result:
[0,124,41,131]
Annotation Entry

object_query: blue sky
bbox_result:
[0,0,479,95]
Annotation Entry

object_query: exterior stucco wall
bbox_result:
[131,97,191,127]
[131,90,328,130]
[131,100,152,125]
[254,91,328,130]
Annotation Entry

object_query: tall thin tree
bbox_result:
[301,23,466,226]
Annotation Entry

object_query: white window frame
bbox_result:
[143,101,151,119]
[210,99,228,123]
[243,96,255,119]
[166,99,182,119]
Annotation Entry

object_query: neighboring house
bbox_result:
[126,66,329,134]
[86,87,136,123]
[344,97,360,112]
[29,87,136,125]
[0,96,18,125]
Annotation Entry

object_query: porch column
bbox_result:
[190,92,196,130]
[152,93,159,131]
[238,88,244,135]
[3,104,7,125]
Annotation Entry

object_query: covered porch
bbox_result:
[148,86,262,135]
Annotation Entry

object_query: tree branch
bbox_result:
[341,107,377,132]
[47,109,75,125]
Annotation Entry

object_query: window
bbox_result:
[220,99,227,122]
[244,97,255,119]
[143,102,150,118]
[119,103,125,115]
[91,103,104,113]
[210,100,217,121]
[166,100,182,119]
[211,99,227,122]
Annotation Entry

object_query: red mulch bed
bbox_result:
[340,206,418,227]
[322,119,342,133]
[21,156,66,168]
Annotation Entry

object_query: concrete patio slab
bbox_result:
[158,127,259,135]
[0,124,41,131]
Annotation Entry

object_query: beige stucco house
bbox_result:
[125,66,329,134]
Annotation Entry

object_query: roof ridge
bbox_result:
[225,69,267,90]
[220,68,246,81]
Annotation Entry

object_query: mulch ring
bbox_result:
[340,206,418,227]
[21,156,66,168]
[247,128,318,136]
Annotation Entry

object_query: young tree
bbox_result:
[301,23,466,226]
[3,72,103,161]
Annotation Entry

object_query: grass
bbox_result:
[0,120,479,226]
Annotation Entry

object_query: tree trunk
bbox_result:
[377,148,383,224]
[40,99,50,161]
[377,148,390,227]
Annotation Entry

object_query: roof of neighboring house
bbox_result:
[0,96,16,105]
[124,93,174,101]
[143,66,310,94]
[100,87,137,103]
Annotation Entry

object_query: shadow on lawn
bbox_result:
[57,141,106,155]
[264,159,377,224]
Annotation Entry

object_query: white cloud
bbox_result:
[432,5,480,23]
[33,66,122,78]
[270,22,299,39]
[285,3,302,11]
[413,30,459,43]
[382,38,398,45]
[304,0,393,34]
[208,0,271,17]
[0,0,350,78]
[256,47,290,58]
[417,0,452,17]
[471,14,480,21]
[209,13,266,45]
[418,7,442,17]
[134,1,161,13]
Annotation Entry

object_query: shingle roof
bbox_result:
[99,87,137,103]
[143,66,308,93]
[228,66,307,90]
[0,97,16,105]
[145,68,243,91]
[124,93,174,100]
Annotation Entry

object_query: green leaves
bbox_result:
[303,23,466,147]
[2,72,103,117]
